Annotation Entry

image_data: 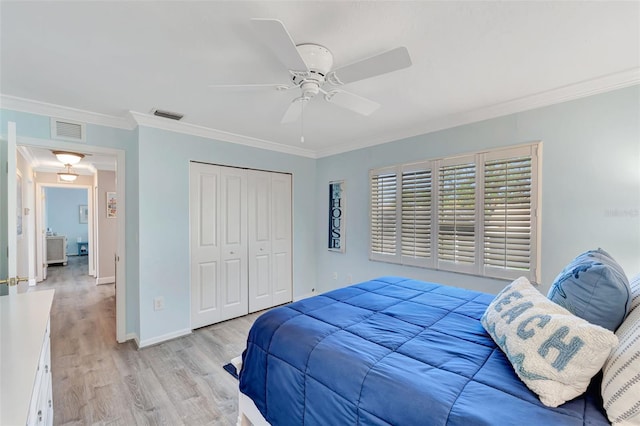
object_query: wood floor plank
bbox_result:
[30,256,264,425]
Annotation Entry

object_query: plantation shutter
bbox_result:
[370,169,398,260]
[401,166,432,266]
[368,143,540,281]
[483,146,538,281]
[438,158,476,272]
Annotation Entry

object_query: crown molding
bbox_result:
[315,68,640,158]
[128,111,317,158]
[0,94,316,158]
[17,145,39,168]
[0,94,136,130]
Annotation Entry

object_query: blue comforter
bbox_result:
[240,277,609,425]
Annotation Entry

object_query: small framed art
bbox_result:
[107,192,117,218]
[79,205,88,224]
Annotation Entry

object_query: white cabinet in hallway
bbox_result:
[189,163,292,329]
[46,235,67,266]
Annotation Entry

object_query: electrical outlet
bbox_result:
[154,296,165,311]
[332,272,338,280]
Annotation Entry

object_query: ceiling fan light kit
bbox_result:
[210,18,412,136]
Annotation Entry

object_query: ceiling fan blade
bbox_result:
[329,47,412,85]
[281,97,309,123]
[250,18,309,72]
[325,90,380,116]
[208,83,292,90]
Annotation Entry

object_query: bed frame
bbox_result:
[232,356,269,426]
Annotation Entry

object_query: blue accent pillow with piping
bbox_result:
[547,248,631,331]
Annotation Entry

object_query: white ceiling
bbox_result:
[1,1,639,159]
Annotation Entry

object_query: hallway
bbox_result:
[35,256,258,425]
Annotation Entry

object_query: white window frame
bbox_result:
[369,142,542,284]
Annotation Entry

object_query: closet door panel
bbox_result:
[220,167,248,321]
[254,177,271,242]
[198,262,218,311]
[222,258,242,305]
[190,163,222,328]
[255,255,271,297]
[271,173,292,305]
[223,173,243,245]
[248,170,273,312]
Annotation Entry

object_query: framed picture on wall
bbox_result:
[79,205,88,224]
[328,180,345,252]
[107,192,117,218]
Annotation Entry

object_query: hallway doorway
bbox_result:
[12,135,127,343]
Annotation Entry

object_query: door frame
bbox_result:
[5,123,17,293]
[36,182,94,281]
[16,135,127,343]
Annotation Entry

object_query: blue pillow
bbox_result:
[547,248,630,331]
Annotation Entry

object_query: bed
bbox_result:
[237,276,610,425]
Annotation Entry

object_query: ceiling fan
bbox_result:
[210,19,412,124]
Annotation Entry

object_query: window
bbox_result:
[401,167,432,263]
[438,157,476,273]
[369,143,540,283]
[370,167,398,257]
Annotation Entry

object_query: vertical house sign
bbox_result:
[328,180,345,252]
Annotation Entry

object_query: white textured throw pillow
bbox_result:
[602,306,640,425]
[481,277,619,407]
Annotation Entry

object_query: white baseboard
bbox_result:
[125,333,140,348]
[96,276,115,285]
[138,328,192,349]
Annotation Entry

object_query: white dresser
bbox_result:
[0,289,55,426]
[46,236,67,266]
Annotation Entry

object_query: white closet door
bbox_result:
[248,171,292,313]
[190,163,248,328]
[271,173,292,306]
[219,166,248,321]
[248,170,273,312]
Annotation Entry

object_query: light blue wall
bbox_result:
[316,86,640,295]
[137,126,317,342]
[45,187,88,255]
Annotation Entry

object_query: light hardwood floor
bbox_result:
[35,256,261,426]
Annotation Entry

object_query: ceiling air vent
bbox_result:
[50,118,86,142]
[152,109,184,121]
